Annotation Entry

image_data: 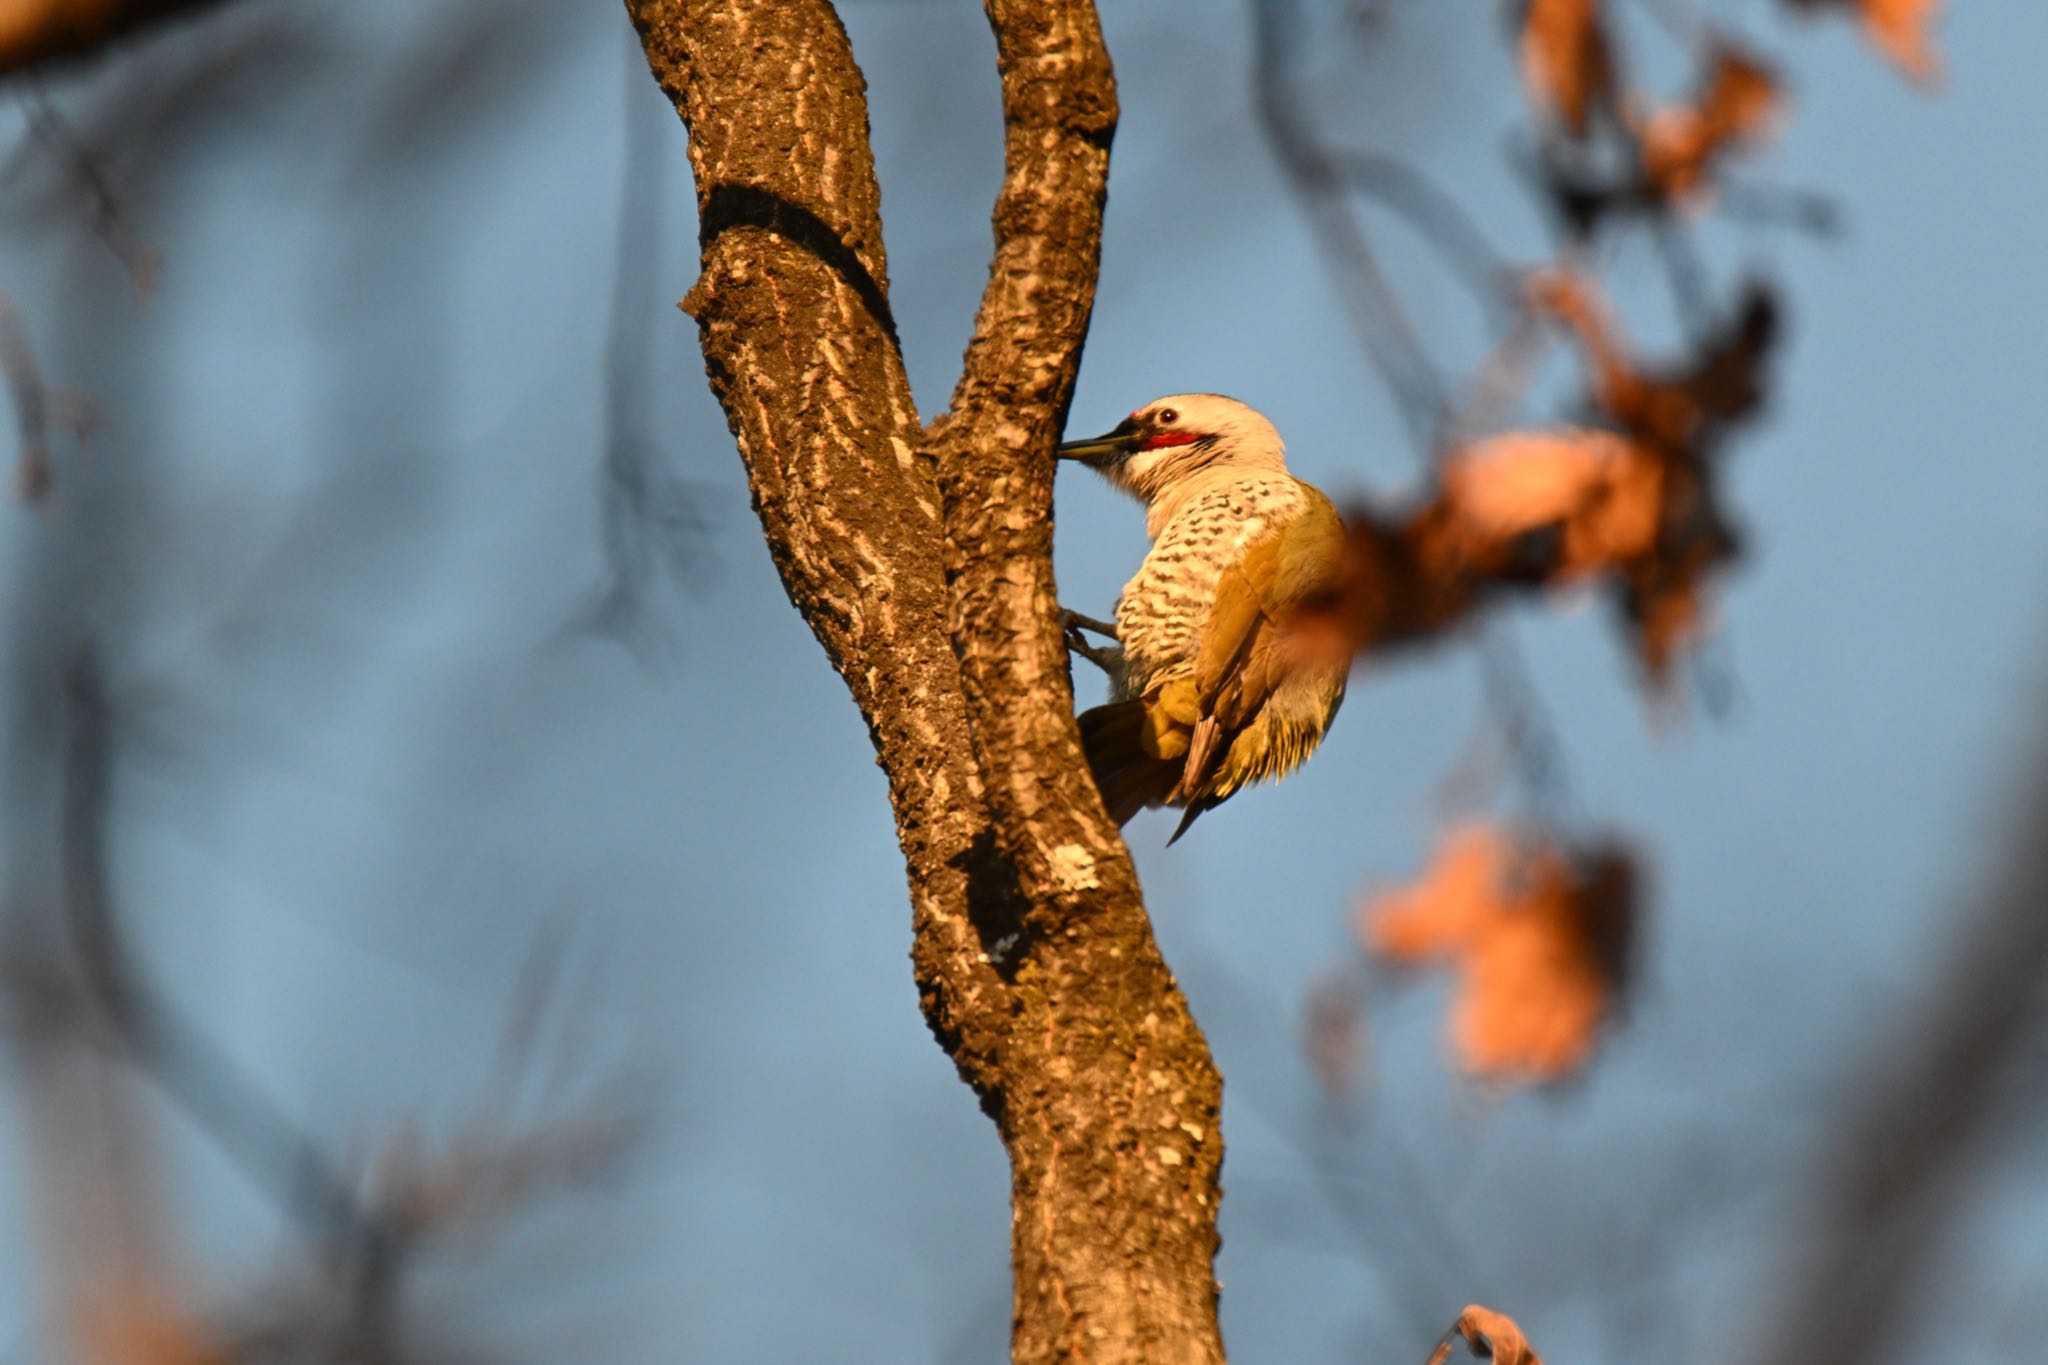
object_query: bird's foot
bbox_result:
[1060,608,1120,641]
[1060,609,1124,678]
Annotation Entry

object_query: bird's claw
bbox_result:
[1060,608,1120,642]
[1060,609,1125,679]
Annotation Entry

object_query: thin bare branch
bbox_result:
[20,87,161,296]
[0,283,94,502]
[575,28,705,654]
[1325,147,1518,328]
[1249,0,1449,455]
[58,653,390,1275]
[1745,643,2048,1365]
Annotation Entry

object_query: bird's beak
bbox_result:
[1057,417,1137,465]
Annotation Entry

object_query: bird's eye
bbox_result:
[1156,407,1179,426]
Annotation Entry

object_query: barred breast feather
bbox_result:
[1113,472,1310,700]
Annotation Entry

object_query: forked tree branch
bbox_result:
[625,1,1224,1357]
[623,0,1005,1092]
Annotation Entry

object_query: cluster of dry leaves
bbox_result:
[1525,0,1940,180]
[1525,0,1940,236]
[1296,0,1938,1099]
[1525,7,1783,208]
[1359,823,1638,1086]
[1465,270,1771,683]
[1298,266,1770,687]
[1440,0,1926,682]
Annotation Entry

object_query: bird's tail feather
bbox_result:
[1079,701,1184,826]
[1166,799,1217,846]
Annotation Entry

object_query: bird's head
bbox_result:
[1057,393,1287,503]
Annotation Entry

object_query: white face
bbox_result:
[1103,394,1288,501]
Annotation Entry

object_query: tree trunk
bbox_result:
[624,1,1226,1359]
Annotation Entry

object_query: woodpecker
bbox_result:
[1058,393,1348,842]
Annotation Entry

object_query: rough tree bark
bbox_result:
[624,2,1226,1360]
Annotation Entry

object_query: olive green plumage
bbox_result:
[1059,394,1349,841]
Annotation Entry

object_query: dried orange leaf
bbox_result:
[1862,0,1943,84]
[1786,0,1943,86]
[1441,429,1664,581]
[1699,47,1778,132]
[1532,269,1778,454]
[1521,273,1767,687]
[1367,827,1640,1086]
[1666,281,1779,436]
[1452,842,1613,1082]
[1521,0,1614,137]
[1360,823,1510,962]
[1286,501,1520,667]
[1636,45,1781,201]
[1621,531,1726,688]
[1578,446,1663,571]
[1426,1305,1546,1365]
[1442,432,1609,536]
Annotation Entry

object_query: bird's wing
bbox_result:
[1173,488,1347,801]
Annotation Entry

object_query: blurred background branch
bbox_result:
[0,0,231,75]
[573,25,703,659]
[1747,631,2048,1365]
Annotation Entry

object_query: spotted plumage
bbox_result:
[1116,472,1309,696]
[1059,393,1348,841]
